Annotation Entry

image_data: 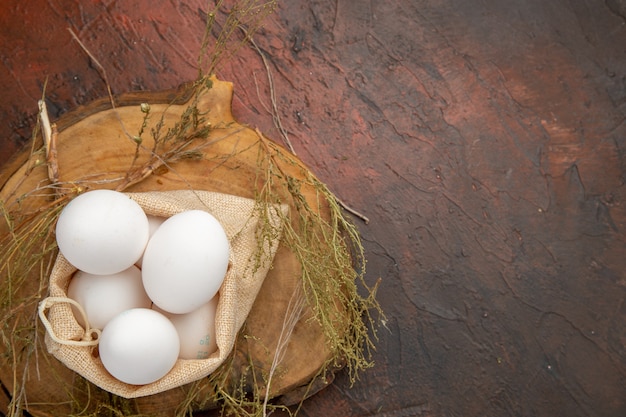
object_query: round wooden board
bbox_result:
[0,78,334,416]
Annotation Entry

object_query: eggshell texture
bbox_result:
[55,190,150,275]
[99,308,180,385]
[135,215,166,268]
[67,265,152,330]
[154,295,219,359]
[141,210,229,314]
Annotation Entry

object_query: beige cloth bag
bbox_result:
[38,190,288,398]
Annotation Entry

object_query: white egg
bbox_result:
[56,190,150,275]
[141,210,229,314]
[99,308,180,385]
[135,215,166,268]
[67,265,152,330]
[154,295,218,360]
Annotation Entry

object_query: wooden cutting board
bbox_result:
[0,77,338,416]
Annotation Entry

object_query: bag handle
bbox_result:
[38,297,101,347]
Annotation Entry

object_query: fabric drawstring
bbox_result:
[38,297,101,347]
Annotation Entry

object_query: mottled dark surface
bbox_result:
[1,1,625,416]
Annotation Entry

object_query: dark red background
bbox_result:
[1,1,626,416]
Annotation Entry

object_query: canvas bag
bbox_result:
[38,190,288,398]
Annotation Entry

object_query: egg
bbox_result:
[141,210,229,314]
[135,215,166,268]
[55,189,150,275]
[154,295,218,360]
[99,308,180,385]
[67,265,152,330]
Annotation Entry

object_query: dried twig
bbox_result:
[242,27,295,155]
[38,100,59,187]
[67,28,114,109]
[67,27,134,141]
[245,33,370,224]
[262,285,306,416]
[335,197,370,224]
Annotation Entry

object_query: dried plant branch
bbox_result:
[67,28,115,109]
[263,285,306,416]
[198,0,278,79]
[244,28,295,155]
[334,197,370,224]
[67,27,134,142]
[244,34,369,224]
[38,100,60,191]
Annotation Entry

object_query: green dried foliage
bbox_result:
[254,137,381,382]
